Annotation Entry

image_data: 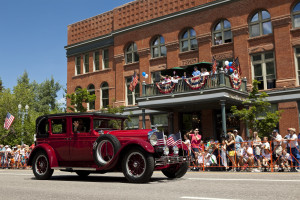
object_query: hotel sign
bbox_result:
[181,58,198,66]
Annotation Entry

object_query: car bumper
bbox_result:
[155,156,188,166]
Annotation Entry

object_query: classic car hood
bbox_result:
[104,129,152,140]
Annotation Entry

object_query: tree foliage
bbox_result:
[0,71,63,146]
[231,80,282,137]
[66,88,96,112]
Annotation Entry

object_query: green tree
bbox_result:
[231,80,282,137]
[0,71,64,145]
[34,76,62,114]
[66,88,96,112]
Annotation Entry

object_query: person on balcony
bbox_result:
[231,70,239,79]
[192,67,200,77]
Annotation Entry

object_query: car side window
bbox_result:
[51,118,66,134]
[72,118,90,133]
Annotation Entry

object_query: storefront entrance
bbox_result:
[179,112,202,135]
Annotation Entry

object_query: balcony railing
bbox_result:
[142,71,247,97]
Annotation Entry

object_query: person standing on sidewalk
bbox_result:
[284,128,300,172]
[271,129,283,171]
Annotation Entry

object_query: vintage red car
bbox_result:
[27,112,188,183]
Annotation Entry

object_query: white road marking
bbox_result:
[188,178,300,182]
[181,197,240,200]
[0,172,32,176]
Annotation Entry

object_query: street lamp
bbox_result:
[18,104,29,145]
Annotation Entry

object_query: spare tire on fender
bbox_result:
[93,134,121,167]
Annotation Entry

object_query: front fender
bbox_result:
[97,139,155,171]
[120,139,155,154]
[27,143,59,168]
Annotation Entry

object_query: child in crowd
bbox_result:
[261,137,271,172]
[280,149,292,172]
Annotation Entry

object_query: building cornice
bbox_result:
[65,0,239,56]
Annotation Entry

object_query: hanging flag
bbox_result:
[156,131,165,145]
[129,71,139,92]
[167,132,182,146]
[4,112,15,130]
[232,57,241,75]
[211,56,217,75]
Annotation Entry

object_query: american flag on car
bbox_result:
[156,131,165,145]
[167,132,182,146]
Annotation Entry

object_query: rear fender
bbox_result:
[27,143,58,168]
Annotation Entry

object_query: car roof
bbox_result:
[36,112,128,122]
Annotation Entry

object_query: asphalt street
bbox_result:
[0,169,299,200]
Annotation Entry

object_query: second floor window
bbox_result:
[213,19,232,45]
[249,10,272,37]
[94,51,100,71]
[180,28,198,52]
[75,56,81,75]
[102,49,109,69]
[292,2,300,28]
[252,52,276,90]
[84,54,89,73]
[294,47,300,85]
[151,36,167,58]
[125,43,139,64]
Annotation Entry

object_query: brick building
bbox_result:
[65,0,300,139]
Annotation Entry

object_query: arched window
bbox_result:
[180,28,198,52]
[249,10,272,37]
[213,19,232,45]
[125,42,139,64]
[101,82,109,108]
[87,84,95,110]
[292,2,300,28]
[75,86,82,93]
[151,35,167,58]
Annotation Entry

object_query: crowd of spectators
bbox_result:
[0,144,34,169]
[183,128,300,172]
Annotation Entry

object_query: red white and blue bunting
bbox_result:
[229,76,242,90]
[156,81,176,94]
[184,76,207,90]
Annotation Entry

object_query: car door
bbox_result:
[48,117,70,162]
[69,117,95,161]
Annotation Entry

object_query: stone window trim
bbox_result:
[75,55,81,76]
[292,2,300,28]
[72,68,112,79]
[249,10,273,38]
[125,42,139,64]
[212,19,233,46]
[102,49,110,70]
[179,28,198,52]
[251,51,276,90]
[150,35,167,58]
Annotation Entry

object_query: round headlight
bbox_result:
[149,134,157,146]
[173,146,179,155]
[163,146,169,156]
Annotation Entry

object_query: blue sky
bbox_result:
[0,0,132,102]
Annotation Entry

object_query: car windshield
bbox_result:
[93,118,124,130]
